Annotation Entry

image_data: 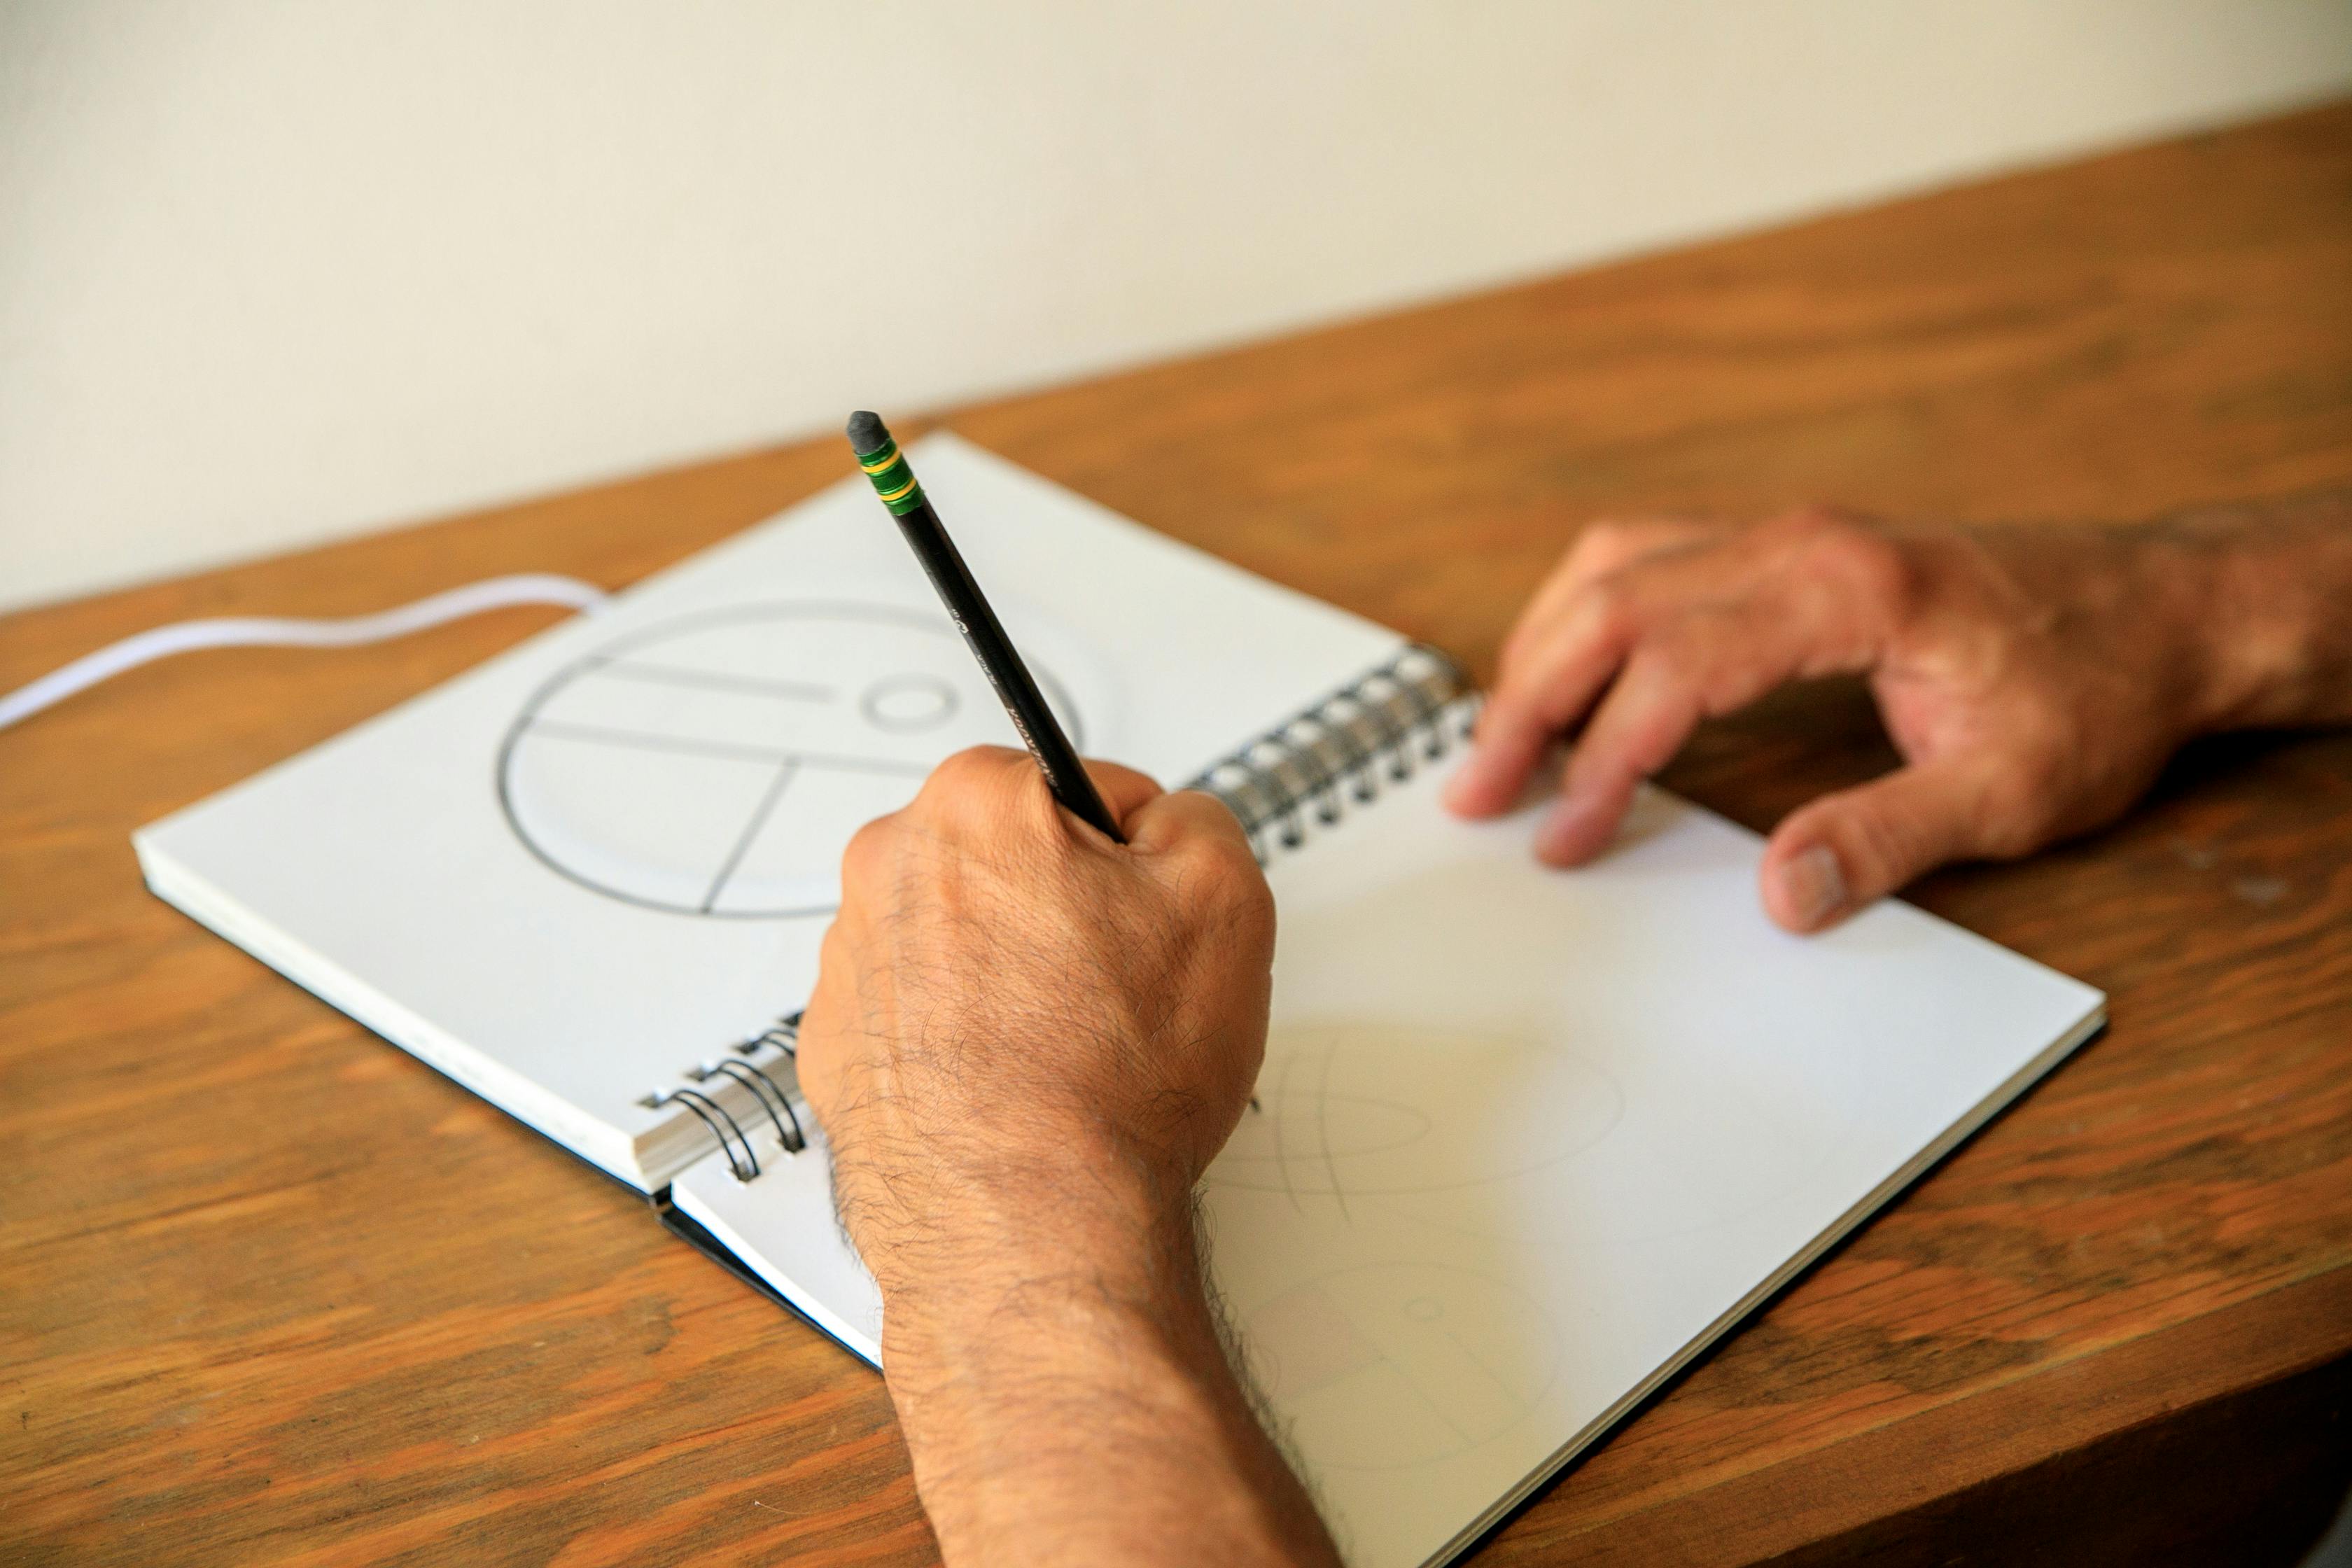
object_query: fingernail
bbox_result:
[1774,844,1848,928]
[1534,794,1605,862]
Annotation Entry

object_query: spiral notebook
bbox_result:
[135,434,2104,1568]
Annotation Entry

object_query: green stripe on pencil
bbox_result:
[853,430,929,516]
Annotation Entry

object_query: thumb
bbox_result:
[1122,785,1258,860]
[1079,757,1167,825]
[1761,762,1996,932]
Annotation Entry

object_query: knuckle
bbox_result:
[840,816,895,883]
[1763,502,1852,540]
[1576,515,1684,566]
[924,746,1033,827]
[1618,636,1712,732]
[1754,504,1859,569]
[1173,828,1270,907]
[1575,518,1634,560]
[1577,573,1645,640]
[1842,813,1910,890]
[1866,542,1923,626]
[1765,507,1917,622]
[1641,629,1701,683]
[929,746,1006,792]
[1826,524,1913,614]
[1812,788,1921,891]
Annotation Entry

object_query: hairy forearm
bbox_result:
[2148,489,2352,732]
[874,1164,1338,1568]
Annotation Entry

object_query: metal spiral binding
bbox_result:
[736,1011,802,1060]
[663,1086,762,1181]
[1184,644,1475,860]
[643,1011,809,1180]
[704,1058,806,1155]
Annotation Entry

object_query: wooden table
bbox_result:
[6,102,2349,1568]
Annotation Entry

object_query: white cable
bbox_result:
[0,573,610,734]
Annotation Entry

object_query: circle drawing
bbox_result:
[860,674,960,733]
[1239,1264,1559,1469]
[1208,1024,1623,1198]
[496,601,1085,918]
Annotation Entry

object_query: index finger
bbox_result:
[1497,516,1725,681]
[1448,519,1723,820]
[1121,784,1259,860]
[1082,757,1168,826]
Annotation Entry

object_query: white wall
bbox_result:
[3,1,2348,612]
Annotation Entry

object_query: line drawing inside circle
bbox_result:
[860,673,960,733]
[495,601,1086,919]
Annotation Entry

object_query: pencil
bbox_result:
[846,412,1126,844]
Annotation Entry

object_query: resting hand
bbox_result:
[1444,501,2352,931]
[797,747,1335,1567]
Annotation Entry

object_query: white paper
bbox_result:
[675,1124,885,1362]
[134,434,1403,1186]
[1200,759,2102,1568]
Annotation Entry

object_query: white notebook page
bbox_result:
[677,751,2101,1568]
[134,435,1401,1188]
[1207,760,2101,1568]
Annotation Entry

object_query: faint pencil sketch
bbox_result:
[1208,1024,1624,1205]
[1240,1263,1561,1469]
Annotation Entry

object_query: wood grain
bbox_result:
[5,102,2350,1567]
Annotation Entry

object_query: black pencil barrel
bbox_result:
[847,414,1125,844]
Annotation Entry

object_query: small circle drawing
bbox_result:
[860,673,960,733]
[497,601,1086,918]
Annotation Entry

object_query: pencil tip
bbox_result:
[846,410,890,454]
